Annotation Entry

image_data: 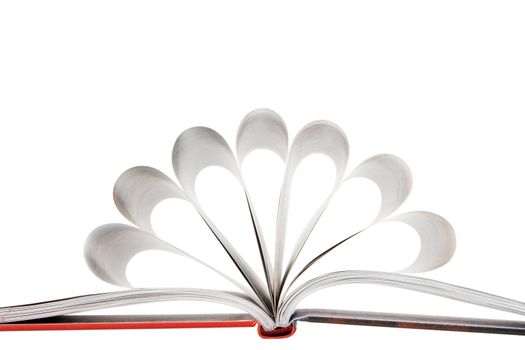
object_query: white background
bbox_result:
[1,1,525,348]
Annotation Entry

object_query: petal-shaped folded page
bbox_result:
[348,154,412,223]
[173,127,241,196]
[284,210,455,295]
[389,211,456,273]
[236,108,288,163]
[84,223,182,287]
[274,120,349,295]
[84,223,264,305]
[113,166,186,233]
[173,126,272,308]
[236,109,288,285]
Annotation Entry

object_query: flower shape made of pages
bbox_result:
[85,109,455,310]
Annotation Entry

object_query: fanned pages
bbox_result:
[1,109,525,337]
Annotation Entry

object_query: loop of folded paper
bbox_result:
[172,125,273,309]
[85,223,182,287]
[236,108,288,164]
[389,211,456,273]
[236,109,289,293]
[113,166,186,233]
[173,127,242,198]
[84,223,261,300]
[347,154,412,224]
[274,120,349,296]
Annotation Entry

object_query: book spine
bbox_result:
[257,323,296,338]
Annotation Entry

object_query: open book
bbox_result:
[2,109,525,338]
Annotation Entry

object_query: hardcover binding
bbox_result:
[257,323,296,339]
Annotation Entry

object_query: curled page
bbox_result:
[236,109,289,295]
[172,126,272,309]
[348,154,413,224]
[113,166,187,233]
[389,211,456,273]
[84,223,265,308]
[236,108,288,164]
[287,210,456,291]
[85,223,181,287]
[274,120,349,298]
